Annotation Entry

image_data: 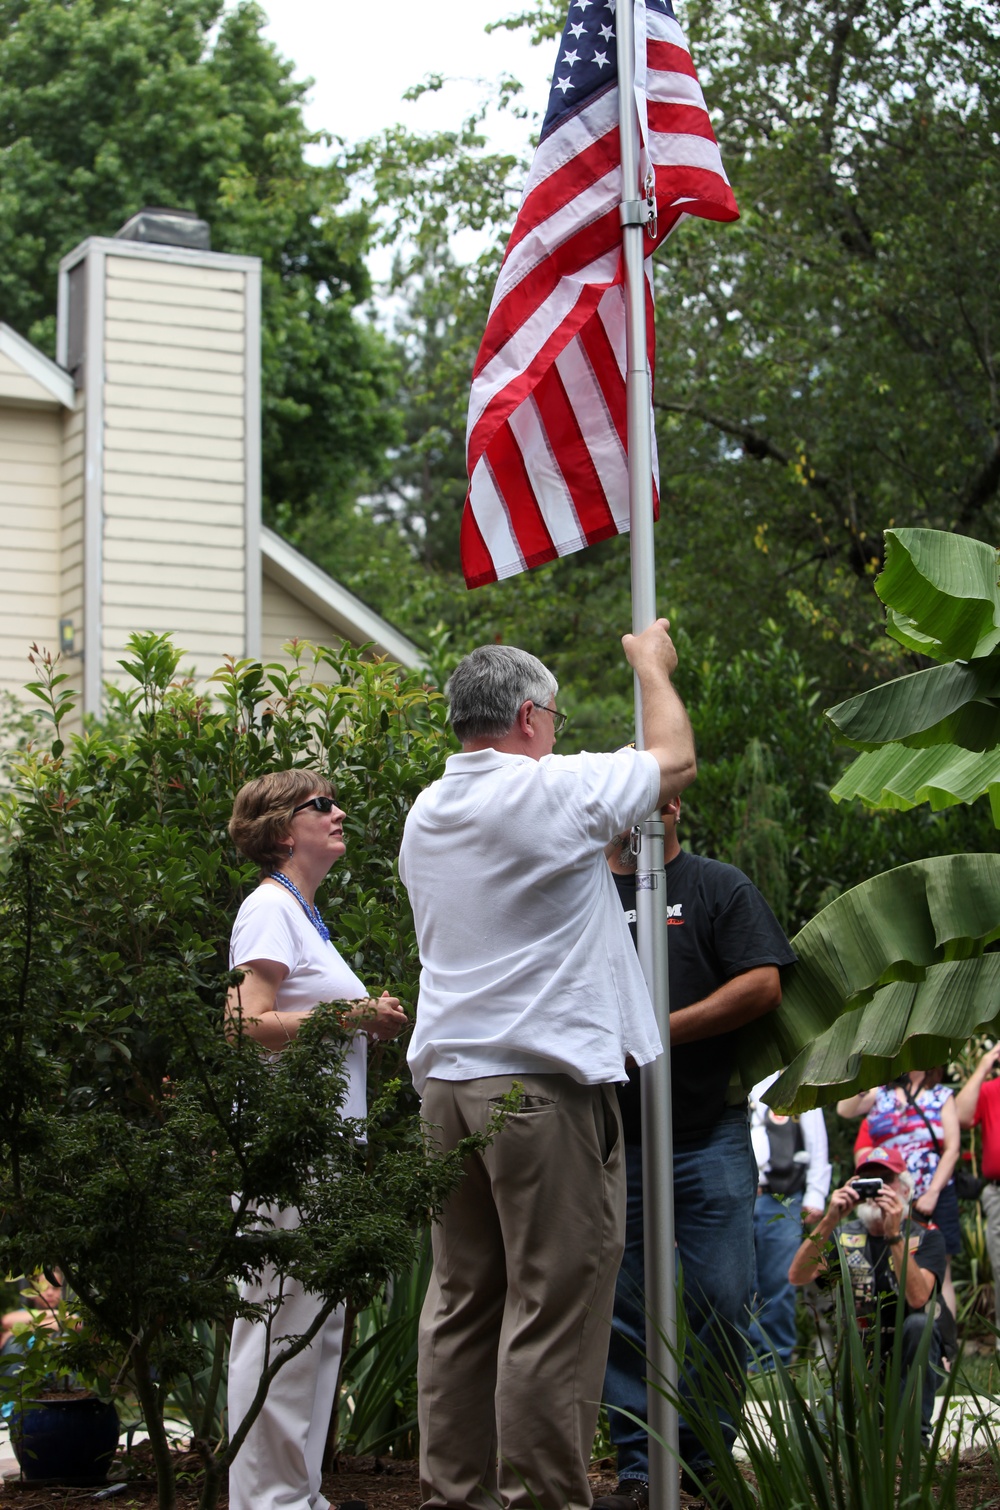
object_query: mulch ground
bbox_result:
[0,1454,652,1509]
[2,1449,999,1509]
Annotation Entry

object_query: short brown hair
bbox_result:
[229,770,334,874]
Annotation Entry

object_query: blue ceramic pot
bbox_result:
[12,1393,119,1484]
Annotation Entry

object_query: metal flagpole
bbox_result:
[616,5,679,1510]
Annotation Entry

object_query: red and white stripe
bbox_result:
[461,0,737,589]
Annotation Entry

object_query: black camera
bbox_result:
[849,1177,883,1199]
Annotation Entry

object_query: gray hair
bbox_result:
[446,645,558,742]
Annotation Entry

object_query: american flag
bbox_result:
[461,0,738,590]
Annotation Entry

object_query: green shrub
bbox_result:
[0,633,481,1510]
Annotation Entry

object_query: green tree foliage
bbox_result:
[335,0,997,700]
[0,633,479,1510]
[0,0,399,518]
[345,97,528,568]
[648,0,1000,665]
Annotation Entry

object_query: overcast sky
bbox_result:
[260,0,556,160]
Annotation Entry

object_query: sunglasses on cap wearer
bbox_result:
[292,795,339,815]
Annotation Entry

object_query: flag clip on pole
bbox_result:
[616,6,679,1510]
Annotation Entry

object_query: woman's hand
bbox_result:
[914,1188,939,1217]
[349,992,409,1042]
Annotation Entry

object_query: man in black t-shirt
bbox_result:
[789,1145,946,1436]
[597,799,795,1510]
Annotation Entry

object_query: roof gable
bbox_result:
[0,324,75,410]
[261,527,423,669]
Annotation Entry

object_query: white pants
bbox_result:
[228,1203,346,1510]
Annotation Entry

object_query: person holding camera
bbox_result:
[788,1145,946,1439]
[836,1070,960,1320]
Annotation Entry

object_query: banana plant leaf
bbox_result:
[730,853,1000,1097]
[764,954,1000,1113]
[827,660,1000,751]
[830,742,1000,824]
[877,528,1000,662]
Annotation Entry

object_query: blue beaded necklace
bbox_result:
[269,870,331,943]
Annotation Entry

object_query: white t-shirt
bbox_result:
[229,884,368,1121]
[399,746,663,1094]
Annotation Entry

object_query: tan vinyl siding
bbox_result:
[102,495,244,527]
[106,319,244,354]
[103,514,245,548]
[0,408,62,692]
[105,406,244,440]
[105,258,245,294]
[106,341,243,375]
[100,253,247,684]
[105,368,245,403]
[261,573,345,664]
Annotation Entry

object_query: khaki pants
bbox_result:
[418,1074,625,1510]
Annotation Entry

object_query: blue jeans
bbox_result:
[603,1109,756,1482]
[747,1191,804,1367]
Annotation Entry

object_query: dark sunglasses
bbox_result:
[292,795,338,815]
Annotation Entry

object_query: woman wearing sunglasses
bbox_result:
[225,770,407,1510]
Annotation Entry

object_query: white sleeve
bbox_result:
[563,749,661,844]
[749,1084,771,1178]
[802,1109,832,1210]
[230,892,302,974]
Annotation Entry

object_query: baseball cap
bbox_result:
[854,1145,907,1176]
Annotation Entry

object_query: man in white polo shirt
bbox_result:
[399,621,696,1510]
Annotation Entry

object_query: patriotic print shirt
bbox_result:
[865,1084,953,1196]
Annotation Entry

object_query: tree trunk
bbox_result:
[132,1350,176,1510]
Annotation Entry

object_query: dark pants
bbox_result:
[603,1109,756,1481]
[896,1311,942,1437]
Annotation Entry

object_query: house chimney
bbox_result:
[114,207,211,251]
[55,226,261,714]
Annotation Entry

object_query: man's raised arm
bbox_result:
[621,618,697,807]
[956,1046,1000,1129]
